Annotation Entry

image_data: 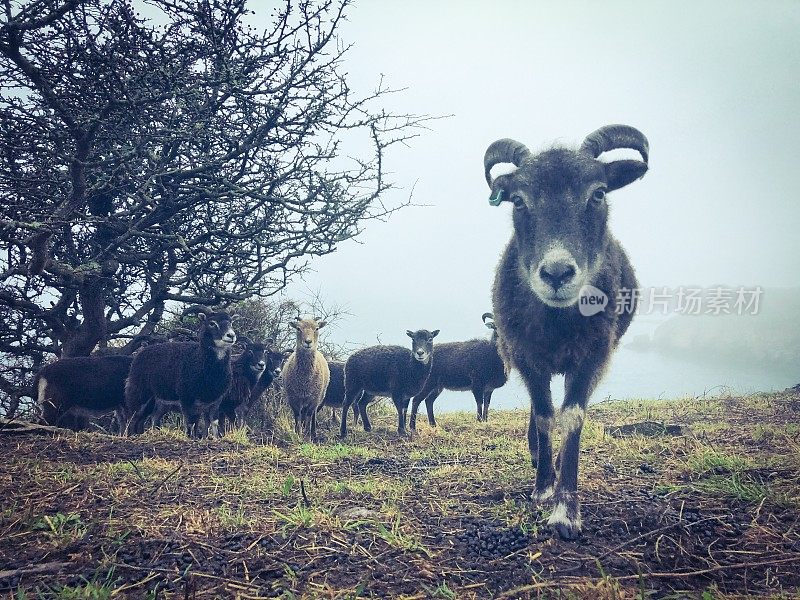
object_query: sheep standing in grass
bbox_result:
[483,124,649,539]
[35,354,133,432]
[281,317,329,440]
[409,313,508,430]
[125,306,236,438]
[217,338,269,433]
[339,329,439,437]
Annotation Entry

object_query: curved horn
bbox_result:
[181,304,213,318]
[237,333,253,346]
[579,125,649,164]
[483,138,531,187]
[481,312,494,324]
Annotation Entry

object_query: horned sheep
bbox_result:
[483,124,649,539]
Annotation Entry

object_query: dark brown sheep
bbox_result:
[484,124,649,539]
[409,314,508,429]
[339,329,439,437]
[217,339,270,433]
[125,307,236,438]
[35,354,132,431]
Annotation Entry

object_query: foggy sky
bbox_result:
[263,2,800,374]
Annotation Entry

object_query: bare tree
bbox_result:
[0,0,428,414]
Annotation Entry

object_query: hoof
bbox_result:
[547,498,582,541]
[553,521,582,541]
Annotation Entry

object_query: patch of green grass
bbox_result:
[686,449,752,474]
[274,504,318,530]
[221,426,252,445]
[692,473,767,503]
[376,517,430,556]
[32,512,87,546]
[48,567,118,599]
[213,503,251,530]
[423,582,457,599]
[327,476,410,501]
[297,442,377,461]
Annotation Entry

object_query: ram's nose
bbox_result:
[539,259,577,290]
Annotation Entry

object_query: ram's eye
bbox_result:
[510,195,526,209]
[590,188,606,204]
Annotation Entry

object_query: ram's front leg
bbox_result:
[548,363,602,540]
[519,368,555,502]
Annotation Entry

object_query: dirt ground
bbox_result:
[0,391,799,598]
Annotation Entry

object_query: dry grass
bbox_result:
[0,391,798,598]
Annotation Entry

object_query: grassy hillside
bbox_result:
[1,392,799,599]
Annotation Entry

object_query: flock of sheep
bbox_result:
[33,124,650,540]
[35,309,505,441]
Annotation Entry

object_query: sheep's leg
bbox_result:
[409,384,433,430]
[519,369,555,503]
[358,395,373,431]
[182,404,203,439]
[150,401,169,429]
[291,407,301,436]
[130,397,156,435]
[548,364,601,541]
[471,384,485,421]
[424,389,441,427]
[393,394,410,436]
[482,389,493,422]
[310,406,319,442]
[206,407,220,439]
[339,388,363,438]
[410,387,440,430]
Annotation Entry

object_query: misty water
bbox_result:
[430,315,799,415]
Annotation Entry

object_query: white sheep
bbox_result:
[281,317,330,440]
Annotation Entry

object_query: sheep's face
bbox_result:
[198,312,237,349]
[497,149,611,308]
[266,349,290,378]
[243,343,268,376]
[406,329,439,363]
[290,318,327,351]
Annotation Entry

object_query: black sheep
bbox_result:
[484,124,649,539]
[217,339,269,433]
[125,307,236,438]
[317,360,361,426]
[339,329,439,437]
[409,314,507,429]
[35,354,132,431]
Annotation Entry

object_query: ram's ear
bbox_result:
[317,320,327,329]
[604,160,648,192]
[406,330,414,338]
[197,313,207,322]
[430,329,440,338]
[289,321,300,330]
